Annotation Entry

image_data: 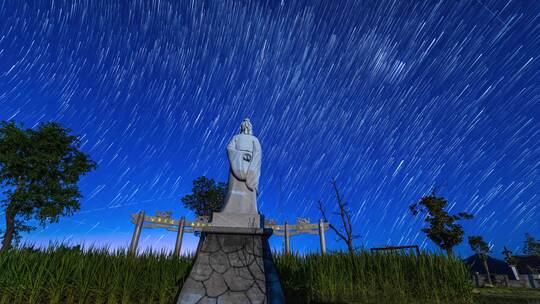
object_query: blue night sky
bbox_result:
[0,0,539,258]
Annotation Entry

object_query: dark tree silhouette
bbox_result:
[0,121,96,251]
[409,190,473,257]
[502,246,518,265]
[317,179,359,254]
[523,233,540,256]
[468,235,493,286]
[181,176,227,218]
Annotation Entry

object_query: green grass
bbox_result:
[473,287,540,304]
[0,245,474,303]
[0,245,193,304]
[275,251,473,304]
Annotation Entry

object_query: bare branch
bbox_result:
[332,179,352,237]
[317,199,349,244]
[328,223,349,244]
[317,200,328,221]
[315,179,359,254]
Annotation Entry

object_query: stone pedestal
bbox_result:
[177,227,284,304]
[211,212,261,228]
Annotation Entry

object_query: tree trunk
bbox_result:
[1,207,16,252]
[446,248,453,257]
[347,239,354,255]
[483,258,493,286]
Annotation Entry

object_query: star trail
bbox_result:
[0,0,538,256]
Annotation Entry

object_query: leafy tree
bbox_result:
[0,121,96,251]
[409,191,473,256]
[523,233,540,256]
[181,176,227,218]
[468,235,493,286]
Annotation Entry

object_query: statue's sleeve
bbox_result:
[246,138,261,193]
[227,136,246,180]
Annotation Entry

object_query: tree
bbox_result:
[317,179,359,254]
[0,121,96,251]
[502,246,518,265]
[468,235,493,286]
[181,176,227,218]
[409,190,473,256]
[523,233,540,256]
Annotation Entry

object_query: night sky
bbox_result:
[1,0,539,257]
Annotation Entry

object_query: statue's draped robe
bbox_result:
[221,133,261,214]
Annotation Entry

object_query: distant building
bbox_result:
[464,254,540,288]
[464,254,513,276]
[514,255,540,276]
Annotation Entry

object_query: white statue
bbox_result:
[212,118,262,228]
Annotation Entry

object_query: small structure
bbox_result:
[464,254,540,288]
[268,218,329,254]
[370,245,420,256]
[515,255,540,288]
[465,255,514,287]
[129,211,329,255]
[129,211,211,256]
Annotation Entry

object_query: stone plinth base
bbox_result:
[177,230,284,304]
[201,226,271,235]
[211,212,261,228]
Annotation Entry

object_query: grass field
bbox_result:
[0,245,475,303]
[473,287,540,304]
[0,246,193,304]
[275,252,473,303]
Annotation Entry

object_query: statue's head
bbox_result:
[240,118,253,135]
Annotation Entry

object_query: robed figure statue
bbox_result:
[178,119,286,304]
[212,118,262,227]
[224,118,262,213]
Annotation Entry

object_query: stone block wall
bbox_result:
[177,232,284,304]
